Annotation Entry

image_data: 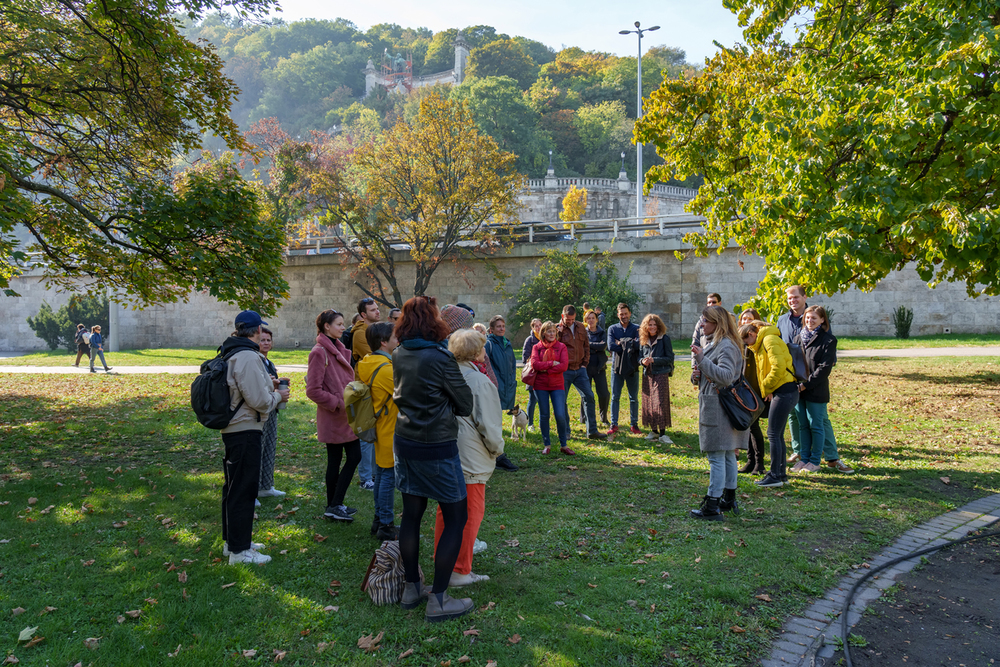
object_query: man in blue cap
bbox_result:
[218,310,290,565]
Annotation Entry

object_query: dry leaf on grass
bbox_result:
[80,559,95,567]
[504,539,520,547]
[730,626,746,633]
[125,610,141,619]
[221,582,236,589]
[11,607,26,616]
[508,634,521,644]
[694,556,701,563]
[566,465,578,470]
[316,642,331,653]
[462,626,479,636]
[755,594,772,602]
[178,571,187,584]
[440,661,451,667]
[42,606,57,614]
[313,534,327,543]
[273,649,287,662]
[242,649,257,658]
[27,498,37,505]
[167,644,182,657]
[486,661,498,667]
[17,628,37,643]
[329,580,341,587]
[479,601,496,612]
[587,583,598,588]
[112,521,128,529]
[727,549,737,558]
[24,636,44,649]
[941,476,951,484]
[631,559,647,564]
[2,656,19,665]
[83,637,101,649]
[323,606,339,613]
[458,657,471,663]
[357,631,384,652]
[117,616,126,624]
[398,648,414,659]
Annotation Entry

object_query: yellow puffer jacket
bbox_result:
[356,352,398,468]
[749,325,796,397]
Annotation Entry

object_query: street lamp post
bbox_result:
[620,21,659,226]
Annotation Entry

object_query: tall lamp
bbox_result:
[619,21,659,224]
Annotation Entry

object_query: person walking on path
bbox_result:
[73,324,90,367]
[522,318,542,430]
[581,310,610,427]
[218,310,288,564]
[356,321,401,540]
[483,315,520,472]
[257,327,288,500]
[690,293,722,385]
[738,308,767,474]
[689,306,749,520]
[607,303,642,435]
[306,309,362,523]
[88,325,111,373]
[531,321,573,455]
[558,305,602,440]
[639,314,675,443]
[392,296,476,622]
[792,306,854,474]
[433,329,505,587]
[352,297,381,491]
[777,285,809,465]
[740,319,799,488]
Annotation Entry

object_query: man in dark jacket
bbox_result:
[484,315,520,472]
[607,303,642,435]
[558,305,602,439]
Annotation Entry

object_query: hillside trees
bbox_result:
[0,0,288,313]
[635,0,1000,309]
[467,39,538,89]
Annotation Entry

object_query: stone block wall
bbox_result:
[2,238,998,351]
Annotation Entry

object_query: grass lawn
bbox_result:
[2,359,999,666]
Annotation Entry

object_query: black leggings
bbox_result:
[399,492,468,594]
[767,383,799,478]
[325,440,361,507]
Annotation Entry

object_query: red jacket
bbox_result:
[305,334,357,444]
[530,339,568,391]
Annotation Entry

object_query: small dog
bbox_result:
[509,405,529,440]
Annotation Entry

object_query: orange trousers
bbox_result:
[433,483,485,575]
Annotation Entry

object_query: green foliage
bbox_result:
[505,244,642,332]
[637,0,1000,305]
[27,296,109,351]
[467,39,538,89]
[892,306,914,339]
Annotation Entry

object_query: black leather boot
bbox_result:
[719,488,740,515]
[689,495,724,521]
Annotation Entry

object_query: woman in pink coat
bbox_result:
[306,309,361,523]
[530,321,573,456]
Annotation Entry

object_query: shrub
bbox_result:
[891,305,913,339]
[27,296,110,351]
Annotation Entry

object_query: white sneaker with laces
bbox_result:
[448,571,490,587]
[257,487,286,498]
[659,435,674,444]
[645,432,659,441]
[223,541,264,557]
[229,548,271,565]
[472,539,487,555]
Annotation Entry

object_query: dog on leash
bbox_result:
[510,405,529,440]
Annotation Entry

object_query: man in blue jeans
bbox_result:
[558,305,603,440]
[607,303,642,435]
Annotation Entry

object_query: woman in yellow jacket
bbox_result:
[356,322,401,540]
[739,320,799,489]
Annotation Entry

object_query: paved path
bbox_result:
[764,493,1000,666]
[838,346,1000,357]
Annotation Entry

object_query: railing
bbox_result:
[285,213,707,255]
[523,178,697,199]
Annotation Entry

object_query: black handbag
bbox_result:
[716,375,765,431]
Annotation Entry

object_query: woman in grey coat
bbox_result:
[689,305,750,521]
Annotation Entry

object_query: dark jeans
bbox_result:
[610,371,639,428]
[767,383,799,478]
[526,387,537,426]
[325,440,361,507]
[399,493,467,595]
[374,464,396,525]
[563,367,597,433]
[536,388,569,448]
[744,413,766,471]
[579,367,610,425]
[221,430,262,553]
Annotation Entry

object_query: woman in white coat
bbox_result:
[689,306,750,521]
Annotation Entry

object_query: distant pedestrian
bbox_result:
[737,308,767,474]
[531,321,573,455]
[257,327,288,500]
[306,309,361,522]
[639,314,674,442]
[522,318,542,430]
[73,323,90,367]
[88,325,111,373]
[392,295,476,622]
[689,306,748,520]
[607,303,641,435]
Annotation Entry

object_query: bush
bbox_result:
[892,305,913,339]
[505,244,641,333]
[26,296,110,351]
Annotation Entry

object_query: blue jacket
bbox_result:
[607,320,640,371]
[484,333,517,410]
[89,332,103,350]
[522,334,539,364]
[776,311,804,344]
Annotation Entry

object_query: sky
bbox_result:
[266,0,749,64]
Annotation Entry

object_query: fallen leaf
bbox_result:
[165,563,177,572]
[181,559,195,565]
[182,589,189,600]
[242,649,257,658]
[316,642,330,653]
[660,571,670,578]
[462,626,479,636]
[694,557,701,563]
[636,579,646,584]
[847,490,863,495]
[329,580,341,587]
[112,521,128,529]
[566,465,578,470]
[117,616,126,624]
[17,627,37,642]
[273,649,287,662]
[508,634,521,644]
[755,594,772,602]
[520,551,535,556]
[299,629,310,637]
[221,583,236,589]
[27,498,37,505]
[146,598,158,605]
[313,534,327,543]
[479,601,496,612]
[458,657,471,664]
[81,559,95,567]
[39,505,55,515]
[631,559,647,564]
[730,625,746,633]
[83,637,101,649]
[323,606,339,613]
[941,476,950,484]
[486,661,497,667]
[727,549,737,558]
[178,571,187,583]
[24,636,44,649]
[587,583,598,588]
[357,631,384,652]
[398,649,414,659]
[125,610,141,618]
[441,661,451,667]
[11,607,26,616]
[2,656,19,665]
[42,606,57,614]
[279,550,288,555]
[167,644,182,657]
[644,553,655,558]
[774,491,785,497]
[504,539,520,547]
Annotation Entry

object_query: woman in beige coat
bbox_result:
[433,329,505,587]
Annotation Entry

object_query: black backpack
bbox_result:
[191,349,244,429]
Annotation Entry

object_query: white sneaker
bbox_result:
[448,571,490,587]
[472,539,487,555]
[257,487,286,498]
[223,541,264,557]
[645,432,659,441]
[659,435,674,444]
[229,548,271,565]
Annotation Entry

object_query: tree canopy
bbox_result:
[636,0,1000,311]
[1,0,289,313]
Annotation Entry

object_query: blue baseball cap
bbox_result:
[235,310,268,328]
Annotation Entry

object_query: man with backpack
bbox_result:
[213,310,289,565]
[73,323,90,367]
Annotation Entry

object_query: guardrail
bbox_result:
[286,213,707,255]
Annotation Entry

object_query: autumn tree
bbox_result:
[636,0,1000,313]
[559,185,588,228]
[0,0,289,313]
[307,91,524,307]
